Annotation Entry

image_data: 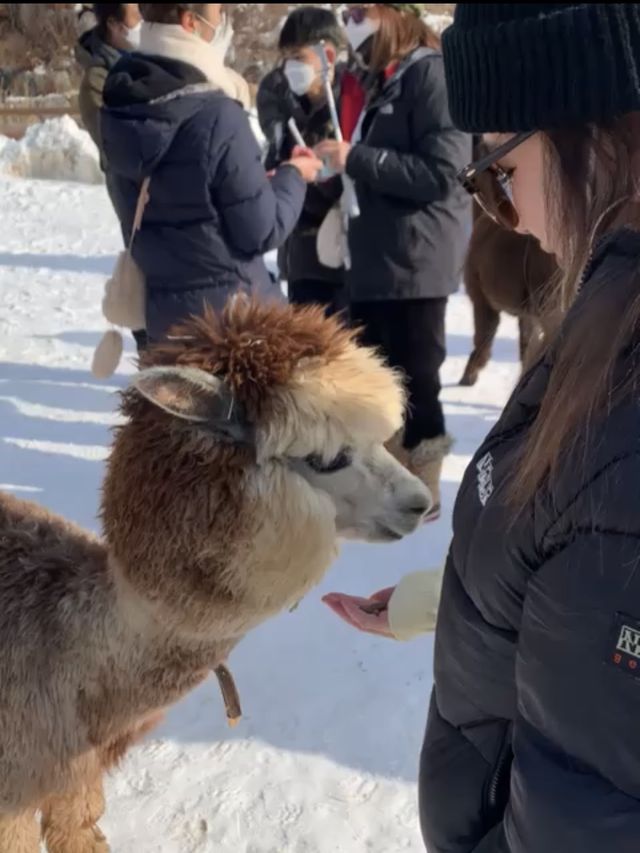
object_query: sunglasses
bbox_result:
[342,6,369,26]
[457,131,534,230]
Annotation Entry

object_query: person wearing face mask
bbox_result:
[75,4,142,164]
[100,3,321,344]
[77,5,145,354]
[257,7,347,317]
[315,4,471,519]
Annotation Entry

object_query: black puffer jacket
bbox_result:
[345,48,471,302]
[257,66,344,285]
[421,230,640,853]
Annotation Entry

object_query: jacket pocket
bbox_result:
[420,698,511,853]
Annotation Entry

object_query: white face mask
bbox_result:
[345,17,380,52]
[197,13,233,61]
[284,59,317,96]
[211,15,234,61]
[122,21,141,51]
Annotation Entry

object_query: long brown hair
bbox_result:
[512,112,640,507]
[369,5,440,72]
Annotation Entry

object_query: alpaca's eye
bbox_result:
[305,449,352,474]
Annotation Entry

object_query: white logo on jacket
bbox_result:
[617,625,640,659]
[476,452,494,506]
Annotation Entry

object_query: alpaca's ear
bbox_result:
[131,366,253,445]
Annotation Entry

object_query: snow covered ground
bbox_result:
[0,175,519,853]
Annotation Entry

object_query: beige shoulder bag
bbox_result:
[92,177,150,379]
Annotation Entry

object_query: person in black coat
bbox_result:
[101,3,322,344]
[257,7,347,318]
[325,4,640,852]
[316,4,471,518]
[75,4,141,164]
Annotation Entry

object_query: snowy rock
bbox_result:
[0,115,102,183]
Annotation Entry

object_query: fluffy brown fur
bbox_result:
[146,299,359,414]
[0,297,425,852]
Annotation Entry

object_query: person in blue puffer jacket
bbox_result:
[101,3,321,344]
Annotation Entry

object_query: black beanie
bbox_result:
[442,4,640,132]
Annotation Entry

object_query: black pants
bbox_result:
[132,329,148,352]
[289,278,349,320]
[351,298,447,448]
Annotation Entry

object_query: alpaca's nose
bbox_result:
[404,491,432,517]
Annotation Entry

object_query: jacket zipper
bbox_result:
[485,733,513,818]
[487,755,507,811]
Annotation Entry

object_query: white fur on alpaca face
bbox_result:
[288,445,431,542]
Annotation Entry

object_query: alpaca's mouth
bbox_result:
[374,524,405,542]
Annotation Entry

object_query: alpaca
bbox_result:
[460,207,560,386]
[0,297,430,852]
[460,134,560,387]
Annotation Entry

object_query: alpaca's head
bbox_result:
[103,299,430,631]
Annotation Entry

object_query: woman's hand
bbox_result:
[322,587,396,638]
[284,145,323,183]
[314,140,353,174]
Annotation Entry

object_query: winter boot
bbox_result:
[385,429,410,467]
[408,435,453,523]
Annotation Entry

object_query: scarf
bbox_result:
[139,22,250,110]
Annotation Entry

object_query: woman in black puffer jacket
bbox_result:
[325,5,640,852]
